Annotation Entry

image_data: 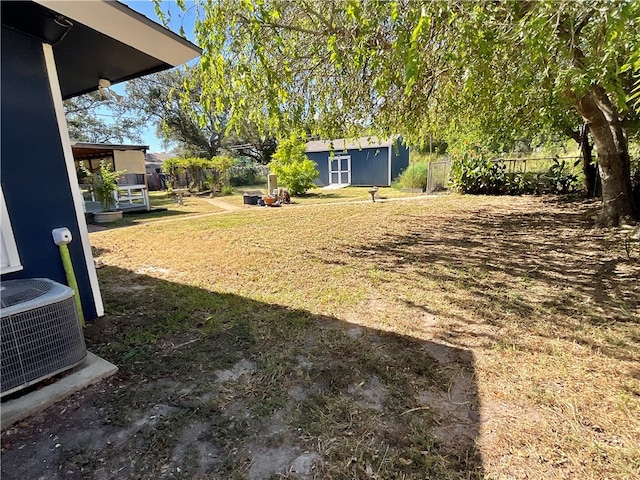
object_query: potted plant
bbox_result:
[89,161,126,223]
[76,161,92,185]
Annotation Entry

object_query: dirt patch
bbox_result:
[215,359,257,383]
[1,321,477,479]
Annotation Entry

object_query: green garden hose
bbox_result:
[58,243,85,327]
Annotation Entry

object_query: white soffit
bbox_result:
[35,0,200,67]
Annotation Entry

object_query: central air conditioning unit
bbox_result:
[1,278,86,397]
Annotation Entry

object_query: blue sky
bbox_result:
[121,0,197,41]
[116,1,199,151]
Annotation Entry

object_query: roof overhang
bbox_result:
[1,0,201,99]
[306,136,398,153]
[71,142,149,160]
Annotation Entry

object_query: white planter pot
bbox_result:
[93,211,123,223]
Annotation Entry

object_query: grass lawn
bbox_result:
[220,184,423,208]
[2,194,638,479]
[89,191,226,229]
[93,188,424,229]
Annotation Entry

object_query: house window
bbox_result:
[0,185,22,274]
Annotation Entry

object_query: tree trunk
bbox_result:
[575,86,636,226]
[579,123,600,198]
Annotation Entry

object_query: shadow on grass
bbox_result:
[1,267,483,480]
[87,207,221,230]
[343,197,639,362]
[293,192,344,201]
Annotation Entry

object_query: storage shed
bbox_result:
[1,0,200,320]
[306,137,409,187]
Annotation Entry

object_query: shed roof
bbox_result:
[306,136,398,153]
[1,0,201,99]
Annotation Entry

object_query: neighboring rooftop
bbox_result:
[145,152,174,165]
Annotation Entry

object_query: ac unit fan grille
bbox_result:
[1,279,54,308]
[1,291,86,396]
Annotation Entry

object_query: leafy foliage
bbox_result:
[81,160,126,211]
[224,125,279,165]
[396,162,429,191]
[162,157,210,191]
[269,136,319,195]
[64,92,144,144]
[449,154,580,196]
[547,158,580,195]
[168,0,639,223]
[228,159,268,187]
[126,67,224,157]
[449,154,509,195]
[208,155,235,194]
[162,155,236,193]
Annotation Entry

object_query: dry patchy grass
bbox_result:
[2,194,639,480]
[92,191,226,229]
[221,185,422,208]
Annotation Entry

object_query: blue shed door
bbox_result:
[329,155,351,185]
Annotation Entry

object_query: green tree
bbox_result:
[64,92,144,144]
[224,123,279,165]
[126,65,278,163]
[269,135,319,195]
[170,0,639,225]
[430,2,636,212]
[208,155,235,196]
[125,67,225,157]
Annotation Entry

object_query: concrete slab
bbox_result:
[1,352,118,428]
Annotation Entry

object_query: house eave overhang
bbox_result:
[1,0,201,99]
[71,142,149,161]
[306,136,399,153]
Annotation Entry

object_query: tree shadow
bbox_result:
[336,198,639,362]
[1,266,484,480]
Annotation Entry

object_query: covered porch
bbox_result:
[72,142,151,213]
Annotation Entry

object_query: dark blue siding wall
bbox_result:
[307,148,389,186]
[350,148,388,186]
[1,26,98,319]
[306,151,329,186]
[391,142,410,181]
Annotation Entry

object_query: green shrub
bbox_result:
[449,154,508,194]
[269,135,319,195]
[397,162,429,191]
[162,157,210,191]
[82,160,126,211]
[163,156,236,193]
[208,155,235,193]
[546,158,580,194]
[506,171,540,195]
[449,154,581,196]
[229,165,267,186]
